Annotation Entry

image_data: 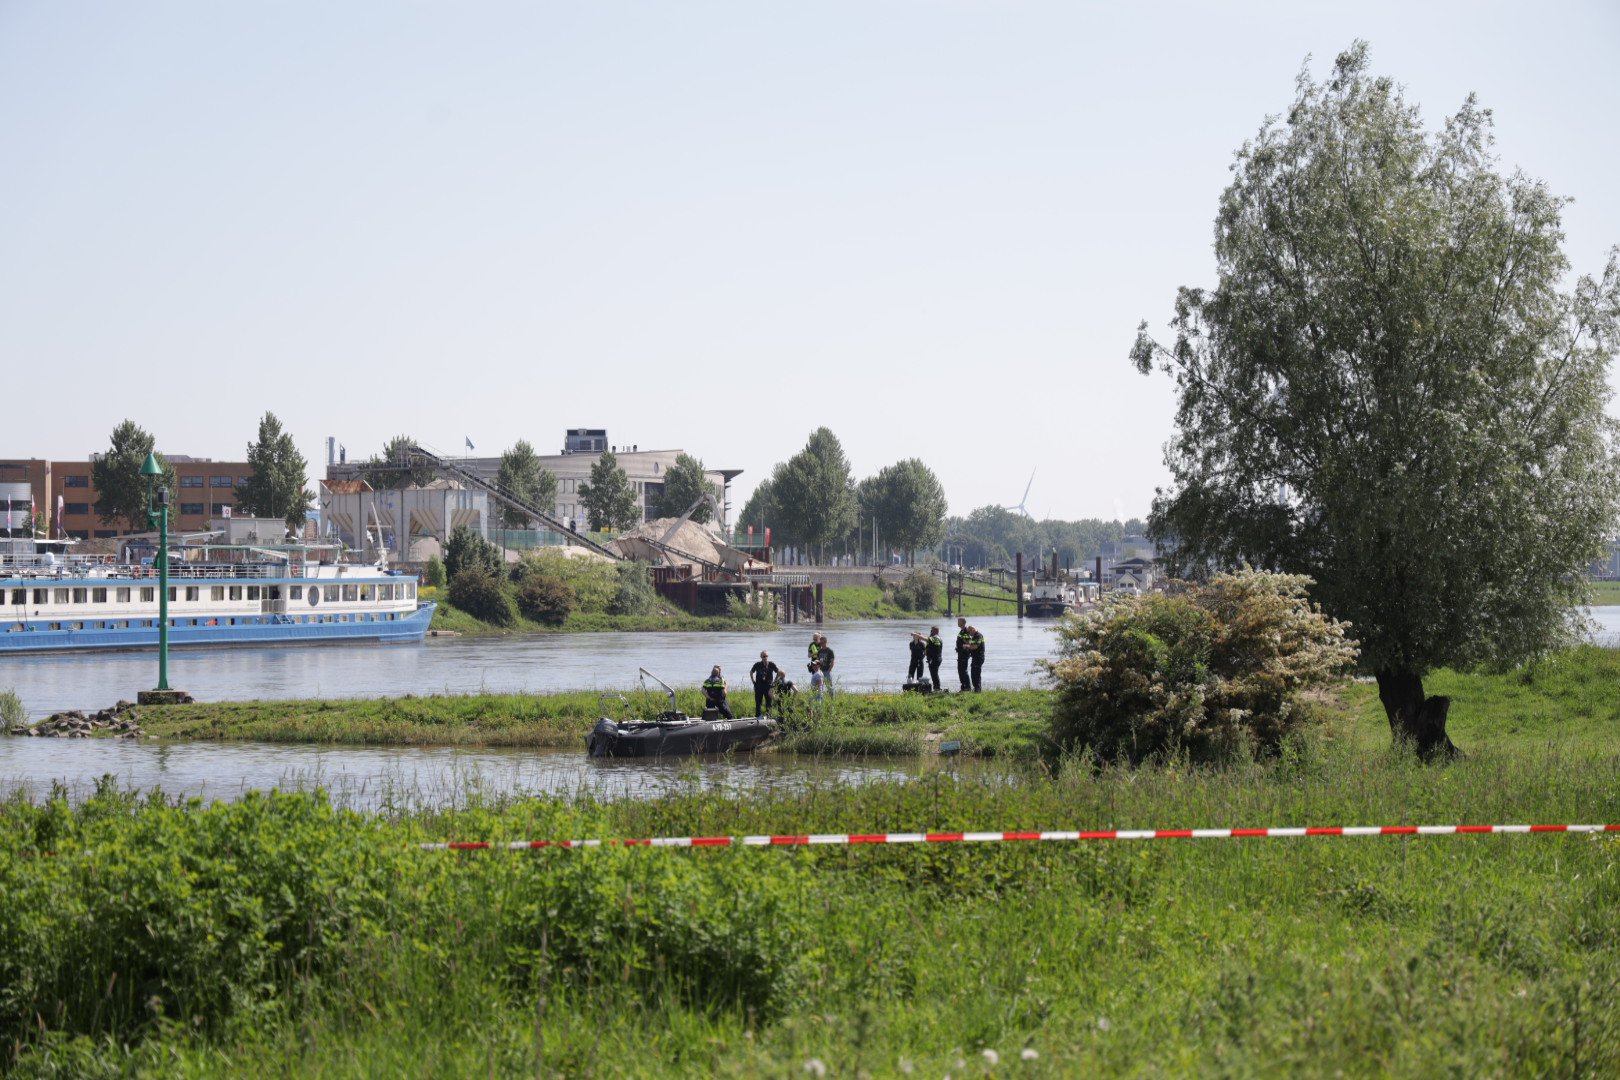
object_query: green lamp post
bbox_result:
[141,452,171,692]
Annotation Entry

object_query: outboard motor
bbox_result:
[586,717,620,758]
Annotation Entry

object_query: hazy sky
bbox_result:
[3,1,1617,522]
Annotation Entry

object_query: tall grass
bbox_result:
[4,712,1618,1076]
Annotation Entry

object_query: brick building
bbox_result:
[0,455,255,539]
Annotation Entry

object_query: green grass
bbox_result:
[4,679,1618,1077]
[428,597,773,636]
[1585,580,1620,606]
[131,687,1054,758]
[822,581,1022,621]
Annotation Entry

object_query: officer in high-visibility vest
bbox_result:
[702,665,734,720]
[967,625,986,692]
[955,617,973,691]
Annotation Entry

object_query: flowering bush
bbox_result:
[1040,570,1357,762]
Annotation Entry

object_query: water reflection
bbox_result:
[0,737,966,810]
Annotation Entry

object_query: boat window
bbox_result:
[116,587,131,602]
[33,589,46,605]
[359,585,372,601]
[185,586,200,601]
[92,588,107,603]
[72,622,84,630]
[49,623,60,630]
[71,588,87,604]
[324,586,339,602]
[229,585,243,601]
[247,586,260,601]
[9,588,23,605]
[211,586,225,601]
[407,583,416,599]
[167,587,177,602]
[342,585,357,602]
[141,587,155,603]
[53,589,69,604]
[289,586,302,600]
[268,587,280,600]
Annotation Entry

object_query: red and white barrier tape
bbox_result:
[421,823,1620,850]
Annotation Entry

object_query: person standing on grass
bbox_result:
[808,658,824,701]
[749,650,781,718]
[955,616,972,691]
[702,665,734,720]
[926,626,944,691]
[967,625,986,692]
[816,634,836,698]
[907,631,927,682]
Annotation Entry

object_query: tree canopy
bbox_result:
[577,450,641,532]
[772,427,856,560]
[861,459,948,563]
[1131,43,1620,755]
[368,435,437,489]
[234,412,314,528]
[493,441,558,530]
[655,453,716,523]
[91,420,176,532]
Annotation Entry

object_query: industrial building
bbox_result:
[0,455,254,539]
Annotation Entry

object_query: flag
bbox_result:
[339,445,346,464]
[5,494,11,535]
[56,495,63,539]
[764,526,771,548]
[222,505,232,519]
[465,437,475,452]
[30,493,35,537]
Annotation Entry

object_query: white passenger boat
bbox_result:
[0,537,433,655]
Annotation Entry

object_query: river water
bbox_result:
[5,610,1615,807]
[0,616,1048,804]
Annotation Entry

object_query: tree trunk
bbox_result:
[1375,669,1460,760]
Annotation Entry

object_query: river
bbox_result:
[0,616,1046,804]
[0,615,1057,719]
[6,610,1615,807]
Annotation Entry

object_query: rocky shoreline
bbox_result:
[5,699,160,739]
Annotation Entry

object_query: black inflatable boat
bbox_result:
[586,711,778,758]
[586,667,780,758]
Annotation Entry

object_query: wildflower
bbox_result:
[804,1059,827,1078]
[1021,1049,1039,1062]
[983,1049,1000,1066]
[898,1057,914,1075]
[1097,1016,1112,1032]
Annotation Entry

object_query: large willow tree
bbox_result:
[1133,43,1620,757]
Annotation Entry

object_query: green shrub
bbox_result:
[444,526,503,580]
[1040,569,1357,763]
[515,575,576,626]
[422,555,446,589]
[891,569,938,612]
[448,568,517,627]
[608,560,657,616]
[510,550,618,613]
[0,688,23,729]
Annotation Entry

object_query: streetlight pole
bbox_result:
[141,453,171,692]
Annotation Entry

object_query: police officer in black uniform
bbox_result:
[926,626,944,691]
[749,650,781,718]
[955,616,972,691]
[702,665,734,720]
[907,632,927,682]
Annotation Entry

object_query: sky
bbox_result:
[3,1,1617,523]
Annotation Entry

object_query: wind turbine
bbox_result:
[1005,469,1036,518]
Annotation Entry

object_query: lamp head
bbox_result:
[140,454,162,479]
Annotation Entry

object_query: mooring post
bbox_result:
[1016,552,1024,619]
[814,582,824,625]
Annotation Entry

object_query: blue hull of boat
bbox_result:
[0,603,435,655]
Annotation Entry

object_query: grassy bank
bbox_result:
[822,582,1021,620]
[1587,580,1620,606]
[428,596,774,636]
[5,692,1618,1076]
[129,687,1055,757]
